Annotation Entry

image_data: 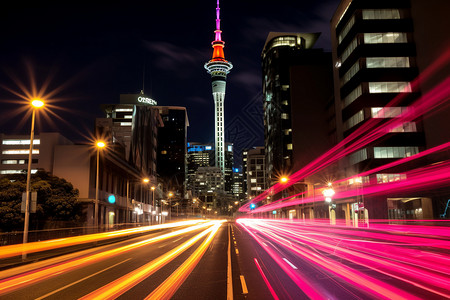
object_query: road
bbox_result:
[0,219,449,299]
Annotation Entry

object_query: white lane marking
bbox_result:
[283,258,298,270]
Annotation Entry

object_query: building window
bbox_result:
[338,15,355,44]
[341,37,358,63]
[2,160,17,164]
[349,148,368,165]
[364,32,407,44]
[390,122,417,132]
[369,82,412,93]
[342,85,362,108]
[341,61,360,86]
[120,122,132,126]
[2,149,39,155]
[366,57,410,68]
[286,144,293,150]
[362,9,401,20]
[2,139,40,145]
[374,146,419,158]
[0,169,38,174]
[376,173,407,184]
[281,113,289,120]
[343,110,364,130]
[371,107,409,118]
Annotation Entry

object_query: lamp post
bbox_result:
[192,198,197,216]
[322,182,336,225]
[23,99,44,249]
[151,186,155,224]
[168,192,173,221]
[95,141,106,230]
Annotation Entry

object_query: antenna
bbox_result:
[142,59,146,94]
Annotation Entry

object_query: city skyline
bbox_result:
[0,0,340,150]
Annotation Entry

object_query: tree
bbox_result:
[0,170,81,232]
[0,177,25,232]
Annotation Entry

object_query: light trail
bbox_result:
[145,221,224,300]
[0,221,215,296]
[80,220,224,300]
[237,219,450,299]
[0,220,206,259]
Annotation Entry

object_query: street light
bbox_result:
[151,186,155,225]
[94,140,106,229]
[280,176,289,184]
[23,99,44,248]
[322,182,336,225]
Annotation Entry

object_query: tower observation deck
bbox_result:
[204,0,233,174]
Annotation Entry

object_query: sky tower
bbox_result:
[204,0,233,174]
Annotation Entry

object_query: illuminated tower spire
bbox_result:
[204,0,233,174]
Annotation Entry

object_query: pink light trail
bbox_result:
[237,218,450,299]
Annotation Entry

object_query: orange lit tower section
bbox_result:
[204,0,233,174]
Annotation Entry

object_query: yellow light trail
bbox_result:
[80,220,225,300]
[0,220,206,259]
[0,221,214,296]
[145,221,223,300]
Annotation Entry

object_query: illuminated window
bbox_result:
[287,144,293,150]
[376,173,407,184]
[369,82,411,93]
[2,139,40,145]
[343,110,364,130]
[374,146,419,158]
[366,57,410,68]
[364,32,407,44]
[120,122,132,126]
[390,122,417,132]
[342,85,362,108]
[2,160,17,164]
[363,9,400,20]
[115,108,133,112]
[124,115,132,119]
[0,169,38,174]
[2,149,39,155]
[281,113,289,119]
[341,37,358,63]
[371,107,408,118]
[341,61,360,86]
[338,16,355,44]
[349,149,367,165]
[251,179,257,183]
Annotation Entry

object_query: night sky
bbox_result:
[0,0,340,162]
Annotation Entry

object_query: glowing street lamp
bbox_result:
[322,185,335,203]
[23,99,45,248]
[280,176,289,184]
[94,140,106,229]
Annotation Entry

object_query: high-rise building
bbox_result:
[246,147,267,198]
[224,142,234,194]
[186,141,234,195]
[157,106,189,198]
[186,142,214,194]
[330,0,450,219]
[99,92,162,182]
[262,32,334,191]
[204,0,232,175]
